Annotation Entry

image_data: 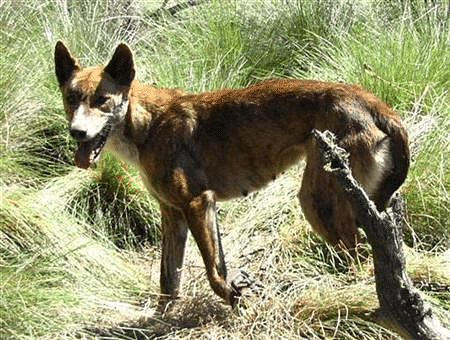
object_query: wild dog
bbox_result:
[54,41,409,306]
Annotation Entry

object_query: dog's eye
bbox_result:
[94,95,109,107]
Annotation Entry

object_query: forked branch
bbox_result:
[312,129,450,340]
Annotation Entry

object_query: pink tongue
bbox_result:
[74,142,94,169]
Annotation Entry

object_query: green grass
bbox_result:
[1,0,449,338]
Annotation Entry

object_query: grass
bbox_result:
[1,0,449,338]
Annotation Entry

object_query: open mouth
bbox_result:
[74,124,112,169]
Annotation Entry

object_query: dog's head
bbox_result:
[54,41,135,169]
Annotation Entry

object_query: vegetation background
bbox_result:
[1,0,449,338]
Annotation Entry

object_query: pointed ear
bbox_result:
[104,43,135,86]
[54,41,81,87]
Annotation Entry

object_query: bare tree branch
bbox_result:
[312,129,450,340]
[149,0,210,21]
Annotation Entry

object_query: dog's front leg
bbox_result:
[183,190,239,306]
[159,203,189,307]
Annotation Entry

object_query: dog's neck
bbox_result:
[104,83,185,166]
[124,83,185,145]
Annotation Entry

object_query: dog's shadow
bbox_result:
[83,295,234,339]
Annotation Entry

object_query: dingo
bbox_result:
[54,42,409,306]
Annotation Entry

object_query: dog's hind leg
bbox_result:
[299,146,361,251]
[159,204,189,307]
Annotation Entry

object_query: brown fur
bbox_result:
[54,42,409,306]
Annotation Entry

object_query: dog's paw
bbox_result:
[228,270,263,306]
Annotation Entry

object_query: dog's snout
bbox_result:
[70,128,87,141]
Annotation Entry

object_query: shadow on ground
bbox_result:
[82,295,235,339]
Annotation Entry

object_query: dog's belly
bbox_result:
[204,144,305,200]
[207,172,273,200]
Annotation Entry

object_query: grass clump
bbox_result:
[1,0,449,338]
[65,156,161,249]
[1,173,153,338]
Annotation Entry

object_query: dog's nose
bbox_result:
[70,128,87,141]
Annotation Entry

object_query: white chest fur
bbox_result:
[104,127,140,167]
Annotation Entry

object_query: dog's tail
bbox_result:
[373,107,410,210]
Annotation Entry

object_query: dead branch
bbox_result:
[149,0,210,21]
[312,129,450,340]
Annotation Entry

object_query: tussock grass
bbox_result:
[1,0,449,338]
